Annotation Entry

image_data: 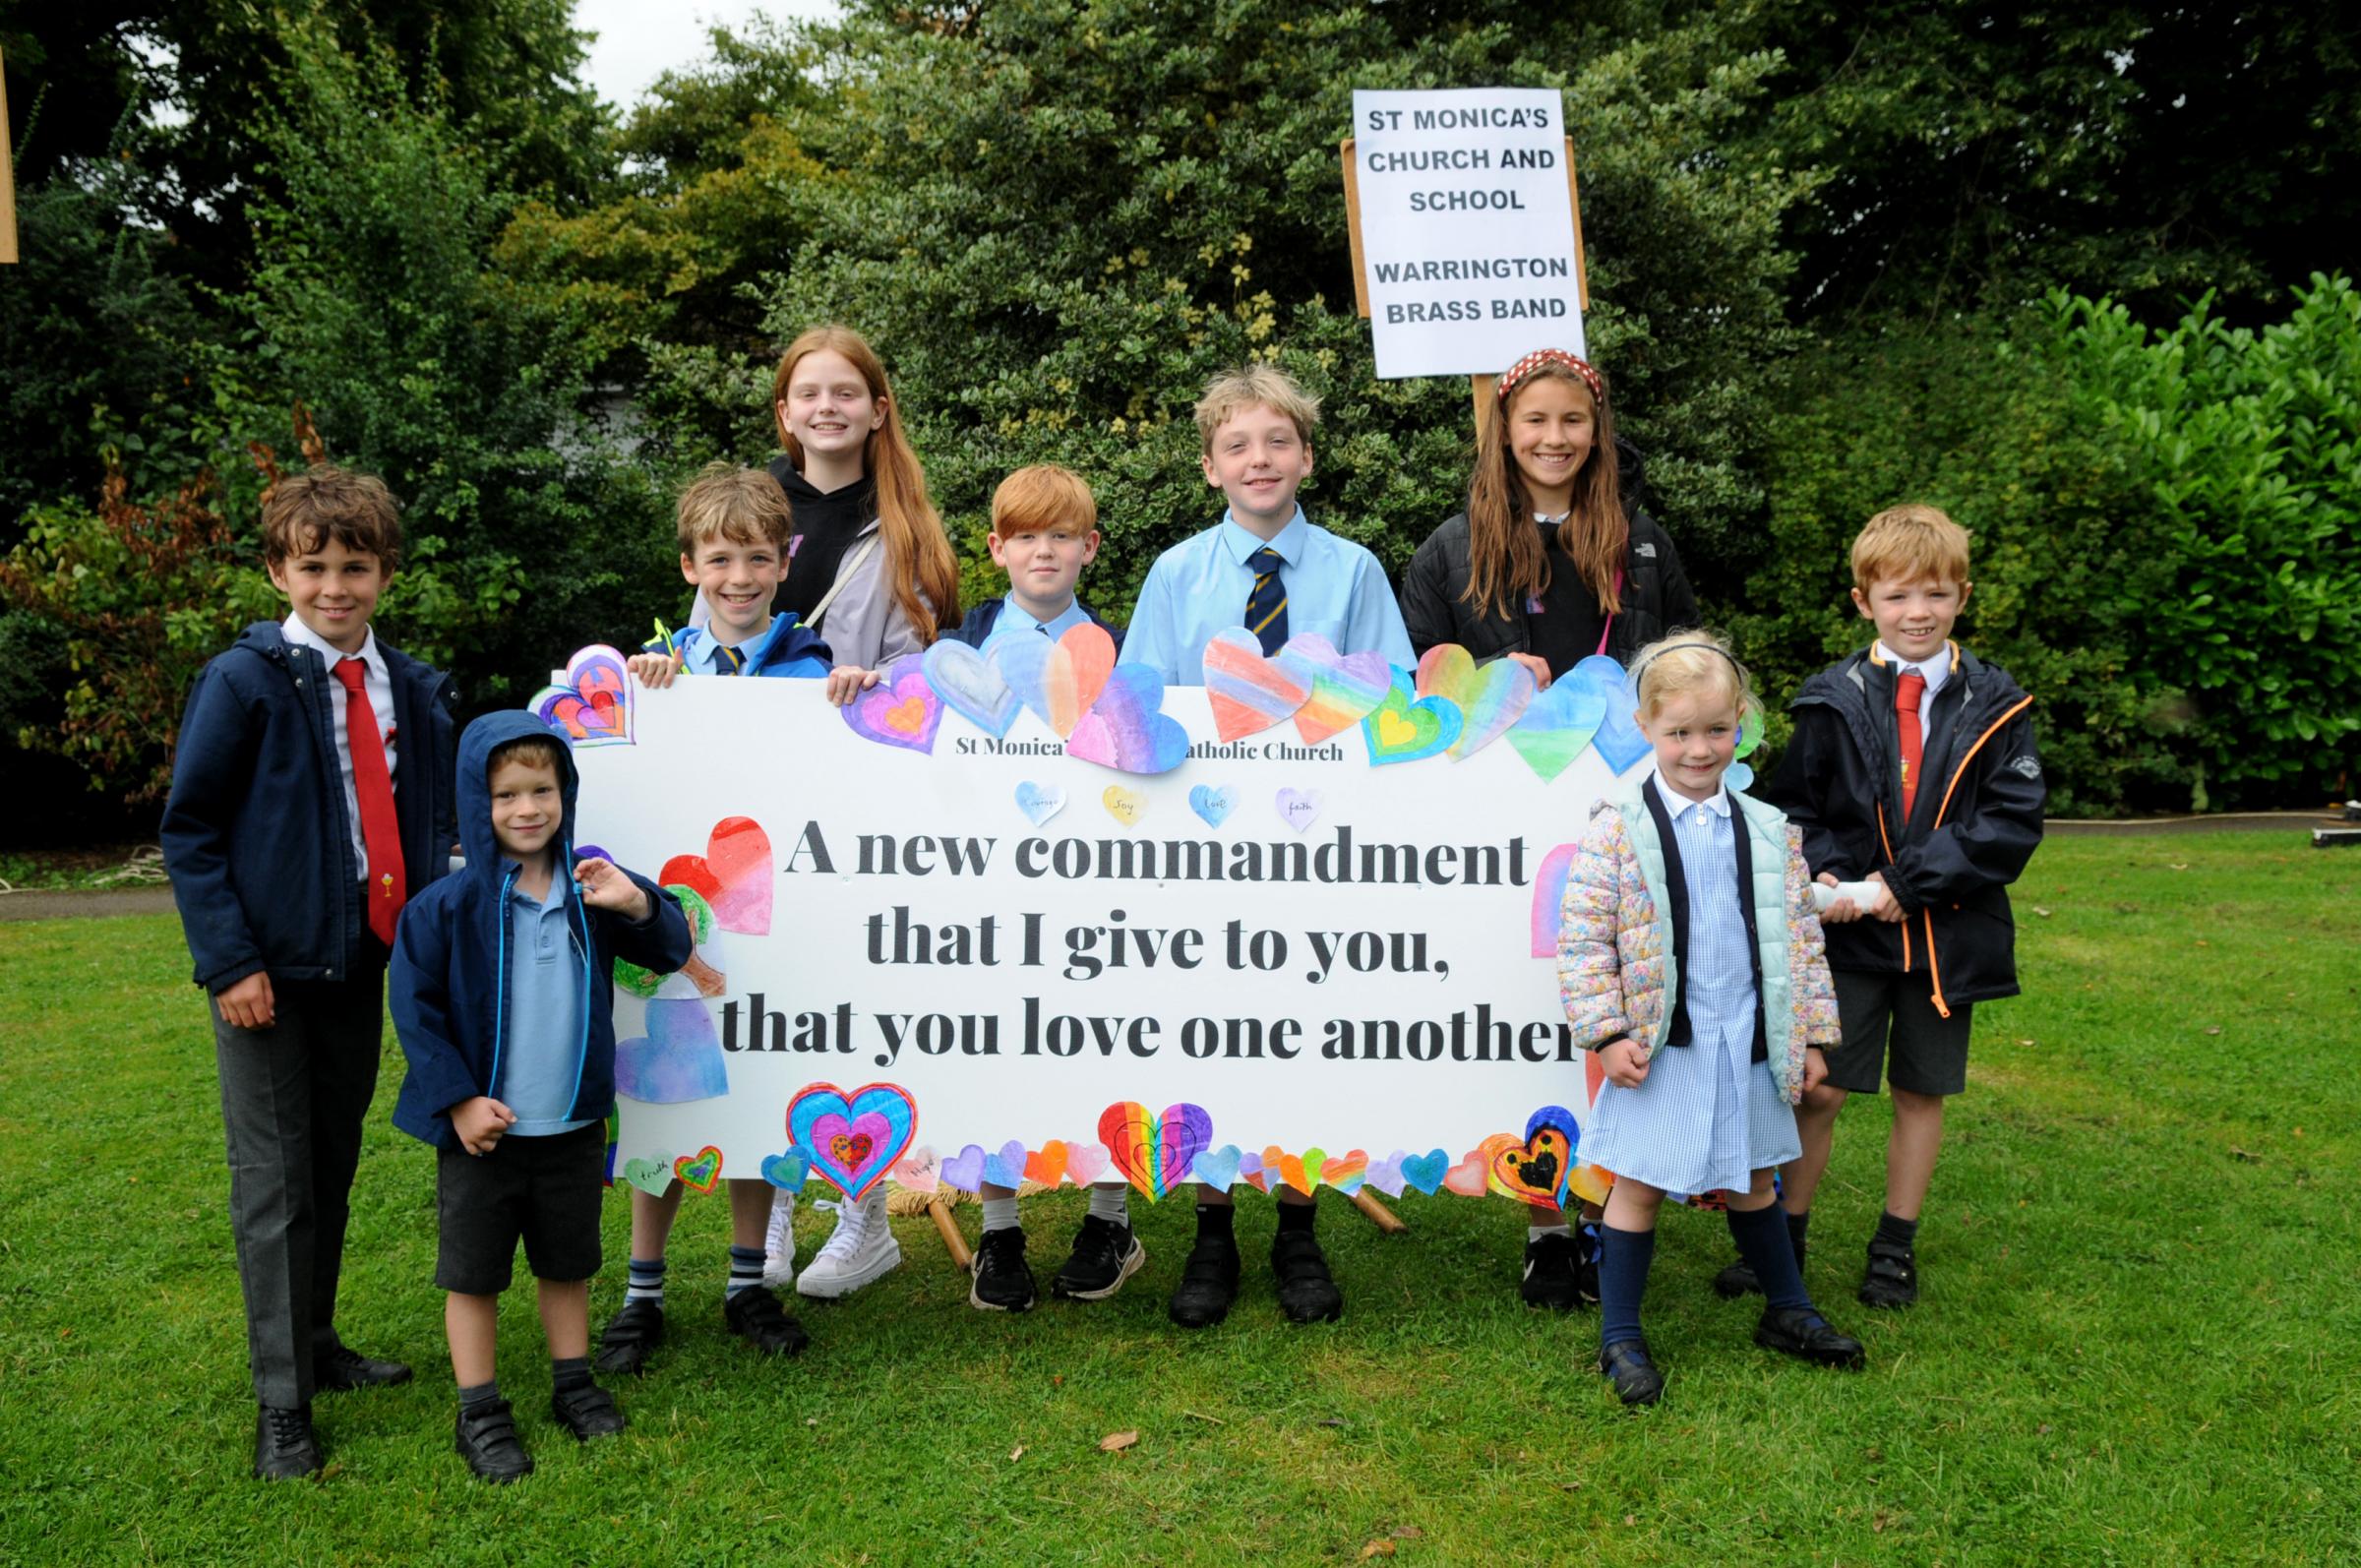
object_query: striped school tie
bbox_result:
[712,643,745,675]
[1244,546,1288,655]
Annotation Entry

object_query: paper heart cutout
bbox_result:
[1319,1149,1370,1194]
[1442,1150,1492,1196]
[1014,781,1066,827]
[1528,843,1580,958]
[1099,1101,1214,1201]
[1565,655,1650,773]
[1235,1148,1269,1193]
[1364,1151,1408,1198]
[1201,628,1311,741]
[617,884,717,997]
[1023,1140,1069,1187]
[1505,669,1608,783]
[923,638,1021,736]
[623,1155,675,1196]
[1725,760,1755,793]
[786,1082,918,1201]
[888,1146,938,1192]
[1273,633,1392,743]
[1102,785,1146,826]
[982,1138,1028,1189]
[1188,783,1240,828]
[530,645,635,748]
[614,996,729,1105]
[1488,1127,1570,1207]
[1189,1143,1243,1191]
[1416,644,1538,760]
[1399,1148,1450,1195]
[1361,670,1463,765]
[661,816,773,935]
[1275,787,1321,833]
[760,1150,811,1192]
[1067,663,1188,775]
[841,658,943,753]
[1735,704,1764,760]
[1063,1142,1111,1186]
[674,1145,724,1193]
[940,1145,987,1193]
[995,622,1117,738]
[1261,1145,1316,1196]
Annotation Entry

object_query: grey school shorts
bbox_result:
[435,1121,606,1295]
[1823,970,1975,1098]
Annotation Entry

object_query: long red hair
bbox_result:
[1462,358,1626,620]
[770,325,959,641]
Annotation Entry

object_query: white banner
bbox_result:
[1353,88,1586,380]
[534,634,1651,1206]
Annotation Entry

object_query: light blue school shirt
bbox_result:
[678,615,792,676]
[981,596,1091,650]
[501,870,590,1137]
[1120,509,1414,685]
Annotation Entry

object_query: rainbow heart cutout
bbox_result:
[1102,785,1146,826]
[1024,1141,1070,1187]
[530,645,635,748]
[1189,1143,1243,1191]
[622,1155,675,1196]
[760,1150,811,1192]
[1188,784,1239,828]
[786,1082,918,1201]
[1275,787,1321,833]
[922,639,1021,736]
[841,657,943,753]
[1488,1126,1570,1207]
[1399,1148,1450,1195]
[1235,1148,1269,1193]
[1528,843,1580,958]
[1416,644,1537,760]
[995,622,1117,738]
[1063,1141,1111,1186]
[674,1145,724,1193]
[1066,664,1189,775]
[1098,1101,1214,1201]
[1505,670,1608,783]
[1014,782,1066,826]
[1319,1150,1371,1194]
[1201,628,1310,741]
[1361,670,1463,765]
[1364,1151,1408,1198]
[1272,633,1392,743]
[1565,654,1651,773]
[660,816,773,935]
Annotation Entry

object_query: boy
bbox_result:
[945,465,1137,1313]
[161,466,456,1479]
[603,463,828,1374]
[1735,504,2043,1308]
[390,716,692,1480]
[1123,366,1415,1331]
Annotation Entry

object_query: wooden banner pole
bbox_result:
[1349,1189,1408,1234]
[928,1197,971,1269]
[1,44,21,265]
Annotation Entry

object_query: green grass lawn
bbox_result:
[2,832,2354,1564]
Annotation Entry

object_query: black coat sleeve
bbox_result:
[1763,705,1852,880]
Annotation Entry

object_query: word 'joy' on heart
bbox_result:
[1101,785,1146,826]
[530,645,635,748]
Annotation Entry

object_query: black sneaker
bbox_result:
[1166,1231,1241,1328]
[1755,1306,1866,1368]
[1521,1231,1582,1310]
[454,1397,534,1482]
[314,1344,414,1392]
[969,1226,1038,1312]
[723,1284,812,1356]
[593,1297,665,1376]
[1053,1215,1146,1301]
[1598,1340,1665,1407]
[1270,1229,1343,1324]
[1858,1236,1918,1309]
[253,1404,322,1480]
[551,1380,627,1440]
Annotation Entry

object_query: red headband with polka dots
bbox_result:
[1496,347,1604,405]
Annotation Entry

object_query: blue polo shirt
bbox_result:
[501,872,590,1137]
[980,596,1093,651]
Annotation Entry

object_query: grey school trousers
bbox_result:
[212,968,386,1409]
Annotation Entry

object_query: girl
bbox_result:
[1400,348,1699,688]
[1556,633,1864,1406]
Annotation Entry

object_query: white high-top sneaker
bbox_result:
[761,1187,797,1289]
[794,1186,901,1297]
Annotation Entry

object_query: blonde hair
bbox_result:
[990,464,1098,538]
[1629,630,1759,724]
[677,462,792,554]
[1192,365,1320,453]
[1464,355,1626,619]
[1851,503,1971,592]
[770,325,961,640]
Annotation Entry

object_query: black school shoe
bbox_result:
[1754,1306,1866,1368]
[1597,1340,1665,1407]
[454,1397,534,1482]
[315,1344,414,1392]
[1166,1231,1241,1328]
[969,1226,1038,1312]
[723,1284,811,1356]
[551,1380,627,1440]
[1271,1230,1343,1324]
[1053,1215,1147,1301]
[1711,1256,1760,1298]
[593,1297,665,1376]
[1858,1236,1918,1308]
[253,1404,323,1480]
[1520,1231,1583,1310]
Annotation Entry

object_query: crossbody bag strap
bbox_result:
[806,533,881,632]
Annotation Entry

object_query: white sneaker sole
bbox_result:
[794,1236,903,1298]
[968,1270,1038,1313]
[1054,1238,1147,1301]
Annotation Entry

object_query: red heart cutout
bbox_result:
[659,817,772,935]
[830,1132,876,1168]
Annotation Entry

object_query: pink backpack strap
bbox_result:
[1594,569,1627,658]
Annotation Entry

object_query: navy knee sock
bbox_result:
[1597,1225,1657,1350]
[1728,1203,1816,1316]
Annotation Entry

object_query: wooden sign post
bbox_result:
[1,44,19,265]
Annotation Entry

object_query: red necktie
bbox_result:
[1896,669,1926,820]
[333,658,406,944]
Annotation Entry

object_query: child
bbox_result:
[160,466,456,1479]
[1401,347,1700,1310]
[943,465,1136,1311]
[598,466,831,1376]
[389,716,693,1481]
[1557,633,1864,1406]
[1123,365,1413,1329]
[1722,505,2042,1309]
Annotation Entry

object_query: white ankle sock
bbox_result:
[981,1196,1020,1232]
[1087,1185,1129,1224]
